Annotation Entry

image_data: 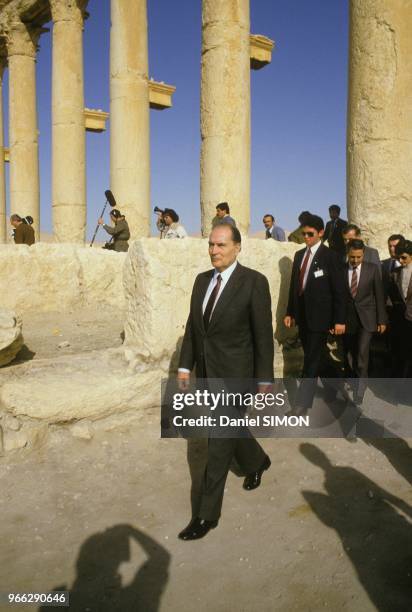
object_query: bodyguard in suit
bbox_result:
[381,234,405,298]
[381,234,405,375]
[284,214,347,410]
[343,239,387,404]
[322,204,347,256]
[342,224,381,270]
[177,223,274,540]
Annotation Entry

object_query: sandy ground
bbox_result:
[0,311,411,611]
[10,308,125,364]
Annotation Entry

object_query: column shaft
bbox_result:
[347,0,412,251]
[110,0,150,238]
[200,0,251,235]
[0,58,6,243]
[7,23,40,239]
[51,0,87,243]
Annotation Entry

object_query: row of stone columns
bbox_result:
[0,0,410,245]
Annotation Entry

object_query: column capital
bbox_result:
[50,0,89,25]
[6,21,45,58]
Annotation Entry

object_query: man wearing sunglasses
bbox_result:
[284,214,347,411]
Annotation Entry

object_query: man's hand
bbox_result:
[377,324,387,334]
[177,371,190,391]
[330,323,345,335]
[97,217,104,225]
[284,316,295,328]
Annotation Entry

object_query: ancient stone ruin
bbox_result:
[0,0,411,453]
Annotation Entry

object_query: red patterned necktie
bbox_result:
[350,266,358,298]
[203,274,222,330]
[298,249,311,296]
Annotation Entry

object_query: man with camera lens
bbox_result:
[155,207,188,239]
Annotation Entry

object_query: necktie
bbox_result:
[351,267,358,298]
[390,259,396,273]
[203,274,222,330]
[298,249,311,296]
[266,229,271,239]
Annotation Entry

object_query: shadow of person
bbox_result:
[364,436,412,487]
[39,524,170,612]
[300,443,412,612]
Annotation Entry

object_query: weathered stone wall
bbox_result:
[0,244,126,312]
[0,238,300,453]
[123,237,301,377]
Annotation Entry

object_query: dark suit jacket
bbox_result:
[323,218,347,254]
[363,246,381,270]
[381,258,402,302]
[286,243,347,332]
[345,262,387,333]
[396,267,412,322]
[179,263,274,380]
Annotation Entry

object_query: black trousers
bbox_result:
[198,436,266,521]
[343,328,373,399]
[296,295,329,407]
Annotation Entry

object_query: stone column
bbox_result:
[110,0,150,238]
[347,0,412,252]
[7,22,41,239]
[0,55,7,243]
[50,0,88,243]
[200,0,251,235]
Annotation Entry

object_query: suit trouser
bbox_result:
[199,436,266,521]
[297,321,328,408]
[343,328,373,399]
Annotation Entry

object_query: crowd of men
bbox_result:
[175,211,411,540]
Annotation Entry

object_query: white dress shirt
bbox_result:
[178,260,238,374]
[301,240,323,291]
[202,260,238,315]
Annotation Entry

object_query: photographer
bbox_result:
[98,209,130,252]
[10,214,35,245]
[155,208,187,239]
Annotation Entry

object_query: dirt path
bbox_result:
[1,311,411,610]
[0,424,411,611]
[9,307,125,364]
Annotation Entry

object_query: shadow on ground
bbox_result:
[40,524,170,612]
[300,443,412,612]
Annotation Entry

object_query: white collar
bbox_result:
[306,240,322,256]
[213,260,238,283]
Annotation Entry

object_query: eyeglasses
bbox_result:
[302,231,315,237]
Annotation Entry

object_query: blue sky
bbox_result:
[3,0,349,238]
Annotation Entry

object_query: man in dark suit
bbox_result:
[177,223,274,540]
[322,204,347,256]
[284,214,347,410]
[343,239,387,404]
[381,234,405,298]
[342,224,381,270]
[381,234,405,376]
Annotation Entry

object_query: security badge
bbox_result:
[313,262,324,278]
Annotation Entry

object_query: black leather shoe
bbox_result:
[243,456,271,490]
[178,517,218,541]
